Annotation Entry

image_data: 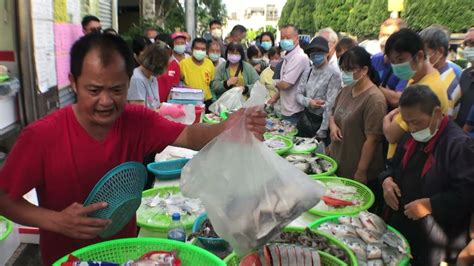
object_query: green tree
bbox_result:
[279,0,297,28]
[313,0,355,33]
[289,0,317,34]
[402,0,473,33]
[197,0,227,33]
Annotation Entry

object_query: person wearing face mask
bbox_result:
[379,85,474,266]
[170,32,189,63]
[128,41,170,110]
[179,38,216,110]
[419,26,462,108]
[268,24,310,125]
[329,47,387,201]
[453,28,474,129]
[382,28,449,160]
[260,47,282,100]
[317,27,341,74]
[295,37,342,141]
[209,20,225,57]
[208,41,226,68]
[247,45,268,74]
[156,33,181,102]
[144,27,159,43]
[212,42,259,99]
[258,32,275,58]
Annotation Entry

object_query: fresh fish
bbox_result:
[285,154,311,162]
[287,245,297,266]
[332,224,358,238]
[311,250,321,266]
[366,244,383,259]
[318,222,338,235]
[317,158,332,172]
[293,245,305,266]
[310,159,324,174]
[367,259,384,266]
[359,211,387,234]
[294,162,311,173]
[338,216,363,228]
[381,246,403,266]
[356,228,383,244]
[303,248,313,266]
[268,245,280,266]
[382,231,408,254]
[340,237,367,261]
[357,260,368,266]
[265,139,287,149]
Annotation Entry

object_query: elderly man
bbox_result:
[81,15,101,35]
[0,34,266,265]
[380,85,474,265]
[268,24,310,125]
[382,29,449,159]
[317,27,340,72]
[224,25,247,46]
[419,26,462,106]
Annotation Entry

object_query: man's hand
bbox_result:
[227,77,239,87]
[330,125,343,142]
[309,99,325,109]
[382,177,401,210]
[404,198,432,220]
[226,107,267,141]
[354,169,368,184]
[52,202,111,239]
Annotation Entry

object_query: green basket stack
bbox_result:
[223,227,358,266]
[137,186,203,237]
[0,216,13,241]
[53,238,225,266]
[264,135,294,155]
[308,177,375,217]
[310,216,412,266]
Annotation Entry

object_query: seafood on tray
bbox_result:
[317,211,410,266]
[264,138,288,149]
[285,154,332,175]
[265,117,296,136]
[292,137,319,152]
[137,191,205,226]
[312,181,364,211]
[187,218,220,240]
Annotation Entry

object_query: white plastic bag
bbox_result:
[209,87,245,114]
[180,105,324,256]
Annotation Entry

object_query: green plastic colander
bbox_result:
[84,162,147,238]
[0,216,13,241]
[53,237,225,266]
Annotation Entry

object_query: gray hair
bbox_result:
[317,27,339,45]
[419,26,450,57]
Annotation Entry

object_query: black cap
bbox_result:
[304,36,329,54]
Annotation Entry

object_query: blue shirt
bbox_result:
[371,52,407,92]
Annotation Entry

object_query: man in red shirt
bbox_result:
[0,34,266,265]
[156,33,181,102]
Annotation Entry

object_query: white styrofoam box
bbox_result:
[0,96,17,130]
[170,88,204,101]
[0,223,20,265]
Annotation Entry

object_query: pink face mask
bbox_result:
[227,54,241,64]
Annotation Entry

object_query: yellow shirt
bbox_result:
[179,57,215,101]
[387,70,449,158]
[260,67,278,98]
[229,67,245,87]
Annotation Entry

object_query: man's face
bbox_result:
[234,32,247,43]
[426,47,444,68]
[193,42,207,52]
[280,27,297,44]
[83,21,102,34]
[400,105,441,133]
[388,50,423,72]
[71,49,129,127]
[146,30,158,40]
[379,25,400,42]
[210,23,221,31]
[209,44,221,55]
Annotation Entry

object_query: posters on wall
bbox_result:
[31,0,57,93]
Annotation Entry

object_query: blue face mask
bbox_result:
[391,60,416,80]
[311,53,326,67]
[261,41,272,51]
[342,71,359,86]
[280,39,295,52]
[173,45,186,55]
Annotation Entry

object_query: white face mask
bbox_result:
[211,29,223,39]
[411,114,440,143]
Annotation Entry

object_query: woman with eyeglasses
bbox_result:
[329,46,387,193]
[212,42,259,100]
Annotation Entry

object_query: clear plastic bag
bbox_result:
[209,87,246,115]
[180,89,325,256]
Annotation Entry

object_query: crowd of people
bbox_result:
[0,14,473,266]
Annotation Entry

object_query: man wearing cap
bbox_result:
[268,24,310,125]
[171,32,190,63]
[296,37,342,141]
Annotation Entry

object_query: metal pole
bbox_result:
[185,0,196,39]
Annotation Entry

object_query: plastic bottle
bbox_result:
[167,213,186,242]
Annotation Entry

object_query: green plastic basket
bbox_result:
[223,227,358,266]
[202,115,221,124]
[289,142,318,154]
[52,237,225,266]
[308,176,375,217]
[309,215,411,266]
[84,162,148,238]
[0,216,13,241]
[137,186,203,232]
[264,135,294,155]
[285,152,338,177]
[264,128,299,140]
